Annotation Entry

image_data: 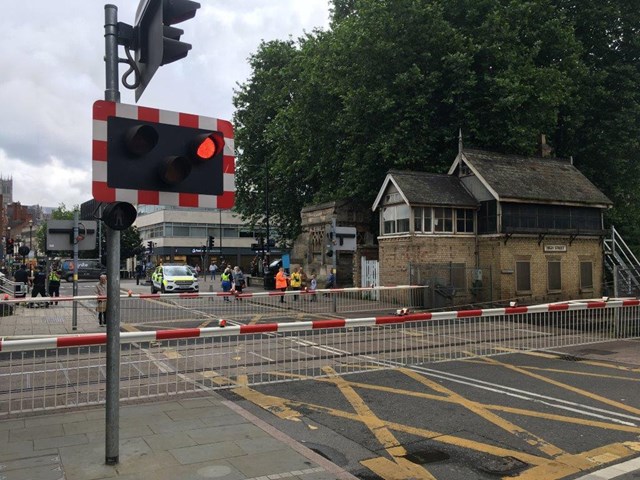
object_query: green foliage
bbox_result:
[233,0,640,246]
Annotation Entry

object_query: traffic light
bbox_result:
[5,238,13,255]
[208,236,215,248]
[147,241,154,253]
[92,100,236,209]
[134,0,201,101]
[102,202,137,231]
[106,115,226,196]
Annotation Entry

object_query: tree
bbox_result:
[233,0,640,247]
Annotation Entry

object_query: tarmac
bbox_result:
[1,278,639,479]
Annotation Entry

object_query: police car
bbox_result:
[151,264,199,294]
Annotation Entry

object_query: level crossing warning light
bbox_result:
[92,100,235,209]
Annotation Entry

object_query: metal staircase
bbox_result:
[603,226,640,297]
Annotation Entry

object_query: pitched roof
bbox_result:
[461,149,612,206]
[387,170,478,207]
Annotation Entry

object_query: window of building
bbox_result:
[413,207,433,233]
[414,208,423,232]
[580,261,593,290]
[382,207,396,234]
[548,259,561,291]
[434,208,453,232]
[456,209,474,233]
[516,260,531,293]
[382,204,410,234]
[396,204,410,233]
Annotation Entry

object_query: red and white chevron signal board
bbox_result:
[92,100,235,208]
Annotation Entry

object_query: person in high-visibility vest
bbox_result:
[48,268,61,305]
[220,268,232,302]
[275,267,288,303]
[290,267,302,301]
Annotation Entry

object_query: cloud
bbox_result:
[0,0,330,208]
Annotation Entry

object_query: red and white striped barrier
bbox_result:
[1,298,637,353]
[0,285,421,304]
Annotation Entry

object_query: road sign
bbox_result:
[47,220,98,251]
[327,226,357,251]
[92,100,235,208]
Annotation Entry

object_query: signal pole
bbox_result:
[103,4,121,466]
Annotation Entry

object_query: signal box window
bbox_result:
[580,261,593,291]
[456,209,474,233]
[516,260,531,293]
[434,208,453,233]
[547,260,561,292]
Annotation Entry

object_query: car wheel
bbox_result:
[151,284,157,294]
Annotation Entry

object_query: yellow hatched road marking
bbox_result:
[399,368,568,459]
[494,348,640,373]
[461,359,640,382]
[285,397,547,466]
[266,371,640,433]
[321,366,437,479]
[479,356,640,416]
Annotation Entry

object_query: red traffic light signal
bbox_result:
[92,101,235,209]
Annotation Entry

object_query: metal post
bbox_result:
[72,211,79,331]
[332,217,337,313]
[104,3,120,466]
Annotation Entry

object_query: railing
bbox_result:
[0,286,425,330]
[1,298,638,417]
[604,226,640,296]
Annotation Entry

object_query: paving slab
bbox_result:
[0,394,358,480]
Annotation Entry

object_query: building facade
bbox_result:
[372,147,612,306]
[134,206,277,273]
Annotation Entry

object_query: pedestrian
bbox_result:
[324,271,335,297]
[232,266,245,299]
[290,267,302,301]
[309,273,317,302]
[95,273,107,326]
[48,268,61,305]
[209,262,217,281]
[221,267,232,301]
[14,264,29,285]
[30,266,48,308]
[195,264,201,277]
[135,264,143,285]
[275,267,288,303]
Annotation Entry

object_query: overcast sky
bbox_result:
[0,1,330,209]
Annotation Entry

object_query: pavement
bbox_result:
[1,279,639,479]
[0,277,360,480]
[0,393,358,480]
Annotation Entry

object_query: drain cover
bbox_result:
[479,456,528,475]
[404,449,450,464]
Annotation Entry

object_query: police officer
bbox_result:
[48,268,61,305]
[30,265,48,308]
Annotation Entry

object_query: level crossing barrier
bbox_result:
[0,285,425,329]
[0,298,638,416]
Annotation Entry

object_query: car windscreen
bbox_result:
[164,266,191,276]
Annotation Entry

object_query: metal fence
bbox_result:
[1,298,638,416]
[0,286,424,330]
[410,263,494,309]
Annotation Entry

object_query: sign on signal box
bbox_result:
[92,100,235,209]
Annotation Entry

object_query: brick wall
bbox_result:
[478,236,603,303]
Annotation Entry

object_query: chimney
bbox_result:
[538,134,553,158]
